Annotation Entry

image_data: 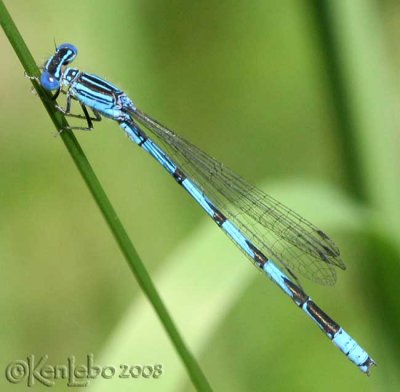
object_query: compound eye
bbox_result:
[40,71,60,91]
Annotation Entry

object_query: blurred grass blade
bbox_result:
[0,1,212,390]
[311,0,400,226]
[310,1,366,200]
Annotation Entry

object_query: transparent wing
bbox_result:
[130,108,346,285]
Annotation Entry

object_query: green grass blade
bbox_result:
[0,1,212,390]
[310,1,367,200]
[311,0,400,221]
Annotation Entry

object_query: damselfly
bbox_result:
[33,43,375,374]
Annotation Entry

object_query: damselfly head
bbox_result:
[40,43,78,91]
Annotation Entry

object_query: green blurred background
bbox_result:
[1,0,400,390]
